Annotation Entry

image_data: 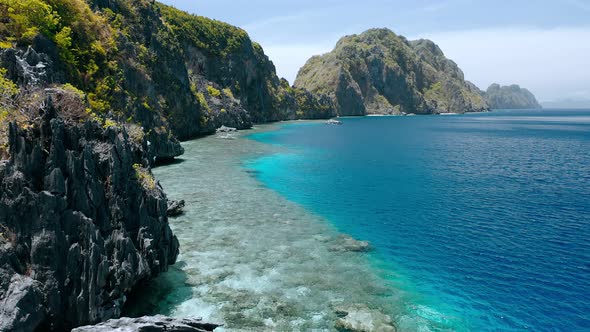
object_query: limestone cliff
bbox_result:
[0,93,179,331]
[0,0,334,153]
[484,83,542,109]
[295,29,489,115]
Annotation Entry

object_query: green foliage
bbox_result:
[158,3,249,57]
[222,88,234,99]
[424,82,443,100]
[0,0,335,144]
[133,163,156,190]
[102,118,117,129]
[195,92,210,113]
[0,0,59,46]
[61,83,84,98]
[3,0,122,115]
[0,68,20,149]
[55,25,76,70]
[0,68,19,104]
[296,28,487,115]
[207,85,221,98]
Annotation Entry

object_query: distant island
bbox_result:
[483,84,542,109]
[295,29,489,115]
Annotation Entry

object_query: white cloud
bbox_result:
[417,26,590,101]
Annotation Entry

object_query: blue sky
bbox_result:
[160,0,590,103]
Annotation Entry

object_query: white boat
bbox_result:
[326,119,343,125]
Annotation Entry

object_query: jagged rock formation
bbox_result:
[157,3,335,128]
[295,29,489,115]
[484,84,542,109]
[0,95,179,331]
[1,0,334,157]
[0,45,185,164]
[72,315,220,332]
[0,0,341,163]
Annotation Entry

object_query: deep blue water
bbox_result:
[247,110,590,331]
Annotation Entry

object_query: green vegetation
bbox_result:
[133,163,156,190]
[0,68,19,111]
[157,3,248,57]
[0,0,334,148]
[206,85,221,98]
[0,0,121,116]
[0,68,21,156]
[222,88,234,99]
[0,0,59,46]
[295,28,489,115]
[195,92,210,113]
[102,118,118,129]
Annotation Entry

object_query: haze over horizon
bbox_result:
[161,0,590,106]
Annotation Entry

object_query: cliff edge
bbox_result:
[0,92,179,331]
[295,29,489,115]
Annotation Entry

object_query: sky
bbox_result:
[160,0,590,104]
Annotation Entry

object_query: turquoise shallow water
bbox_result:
[131,125,416,331]
[247,110,590,331]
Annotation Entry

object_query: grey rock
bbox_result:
[330,235,372,253]
[484,83,542,109]
[71,315,220,332]
[0,102,179,331]
[0,46,53,86]
[334,304,395,332]
[147,130,185,165]
[167,200,186,217]
[216,125,238,133]
[0,274,46,332]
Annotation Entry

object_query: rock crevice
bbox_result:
[0,104,179,331]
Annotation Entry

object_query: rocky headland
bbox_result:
[295,28,489,116]
[483,83,542,109]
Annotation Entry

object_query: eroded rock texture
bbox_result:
[71,315,220,332]
[0,105,179,331]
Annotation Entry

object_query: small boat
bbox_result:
[326,119,343,125]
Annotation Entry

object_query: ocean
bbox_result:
[135,109,590,331]
[247,110,590,331]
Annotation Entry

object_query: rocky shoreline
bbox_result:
[72,315,220,332]
[0,97,182,331]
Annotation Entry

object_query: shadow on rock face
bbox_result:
[123,261,193,317]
